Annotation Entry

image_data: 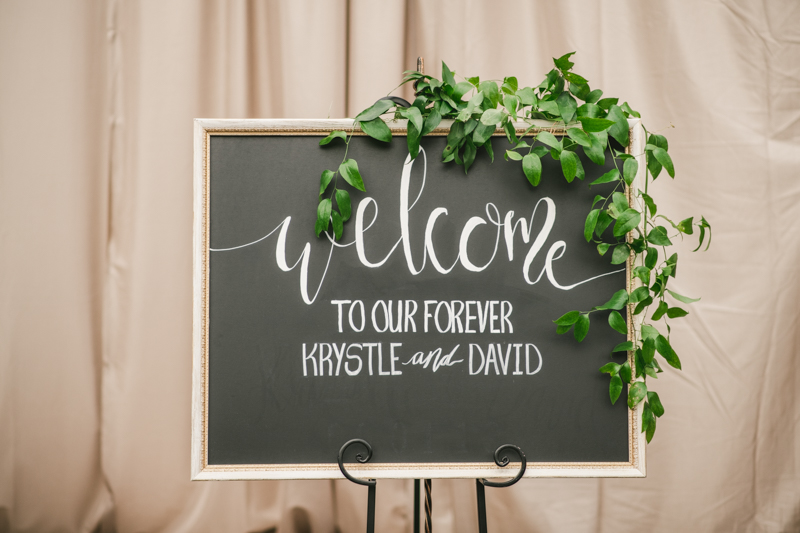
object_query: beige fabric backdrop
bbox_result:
[1,0,799,532]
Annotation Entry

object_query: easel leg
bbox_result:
[476,480,488,533]
[424,479,432,532]
[414,479,420,533]
[366,484,376,533]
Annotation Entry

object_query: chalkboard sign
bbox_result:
[191,119,647,480]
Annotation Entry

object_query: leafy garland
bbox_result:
[315,52,711,442]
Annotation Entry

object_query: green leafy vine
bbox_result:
[315,52,711,442]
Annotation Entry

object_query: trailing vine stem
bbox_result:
[315,52,711,442]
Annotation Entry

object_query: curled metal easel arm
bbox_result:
[476,445,527,533]
[338,439,377,533]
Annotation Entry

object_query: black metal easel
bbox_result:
[338,439,377,533]
[476,445,527,533]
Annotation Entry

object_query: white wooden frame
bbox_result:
[191,118,648,481]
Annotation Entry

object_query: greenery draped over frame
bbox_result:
[315,52,711,442]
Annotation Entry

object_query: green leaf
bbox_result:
[354,99,394,122]
[633,266,651,285]
[597,97,619,110]
[567,128,592,148]
[651,300,669,321]
[643,403,656,442]
[503,95,519,119]
[483,139,494,162]
[595,211,613,236]
[463,138,477,174]
[623,158,639,185]
[331,210,343,240]
[649,133,669,151]
[579,117,615,132]
[407,121,421,160]
[652,147,675,177]
[641,193,657,217]
[316,198,332,236]
[667,290,701,304]
[560,150,578,182]
[554,310,581,326]
[609,310,627,335]
[645,247,658,269]
[536,131,562,150]
[644,366,660,379]
[444,121,465,157]
[613,208,641,237]
[576,103,602,118]
[421,108,442,136]
[634,296,653,315]
[607,105,629,146]
[505,150,523,161]
[502,76,519,93]
[647,391,665,417]
[335,189,351,221]
[613,341,634,352]
[647,226,673,246]
[478,80,500,107]
[319,130,347,146]
[584,209,600,242]
[404,106,423,133]
[656,335,681,369]
[628,286,650,304]
[585,89,603,103]
[612,191,629,214]
[457,92,484,121]
[468,76,480,87]
[556,92,578,124]
[473,122,495,145]
[569,81,591,101]
[621,101,641,118]
[600,362,621,375]
[553,52,576,71]
[574,313,590,342]
[452,81,474,101]
[677,217,694,235]
[596,289,629,311]
[314,218,327,238]
[667,306,689,319]
[319,169,335,197]
[516,87,536,105]
[634,349,646,378]
[631,236,646,254]
[503,121,519,144]
[339,159,366,192]
[359,118,392,142]
[583,133,606,165]
[609,374,623,404]
[597,242,611,256]
[620,361,632,384]
[441,61,456,87]
[611,244,630,264]
[628,381,647,409]
[538,100,560,116]
[590,169,620,187]
[481,108,504,126]
[647,148,663,179]
[522,153,542,187]
[556,324,571,334]
[694,216,712,252]
[641,324,660,341]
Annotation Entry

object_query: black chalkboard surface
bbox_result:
[192,119,646,480]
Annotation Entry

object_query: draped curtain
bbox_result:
[1,1,799,532]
